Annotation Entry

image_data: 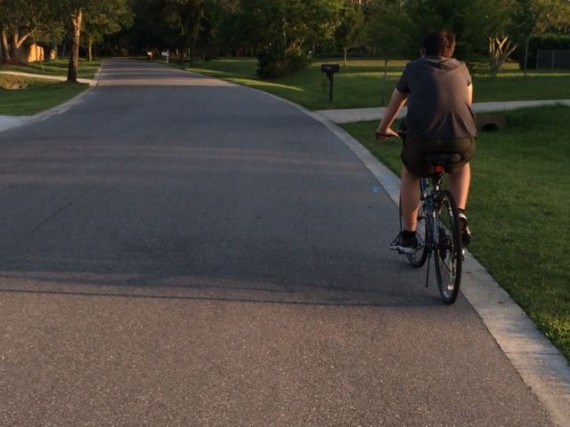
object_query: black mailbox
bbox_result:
[320,64,340,102]
[320,64,340,76]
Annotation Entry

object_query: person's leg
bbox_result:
[447,162,471,210]
[448,162,472,245]
[400,165,421,231]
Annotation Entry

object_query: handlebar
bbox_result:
[374,130,407,140]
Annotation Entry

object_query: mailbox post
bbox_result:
[320,64,340,102]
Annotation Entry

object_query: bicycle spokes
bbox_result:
[433,190,462,304]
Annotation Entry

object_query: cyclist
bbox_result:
[375,30,476,253]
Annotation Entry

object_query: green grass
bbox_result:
[342,107,570,361]
[186,58,570,110]
[1,58,101,79]
[0,58,98,116]
[0,75,88,116]
[185,58,405,110]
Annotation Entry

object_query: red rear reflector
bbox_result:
[433,165,444,174]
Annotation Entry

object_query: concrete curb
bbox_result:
[0,71,99,133]
[0,115,30,132]
[315,99,570,124]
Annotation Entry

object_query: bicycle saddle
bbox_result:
[424,152,462,165]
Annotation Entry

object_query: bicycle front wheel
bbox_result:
[433,190,462,304]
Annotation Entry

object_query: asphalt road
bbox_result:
[0,59,554,426]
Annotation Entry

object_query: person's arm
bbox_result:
[375,88,408,139]
[467,83,473,105]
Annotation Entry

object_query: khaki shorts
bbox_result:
[401,137,476,177]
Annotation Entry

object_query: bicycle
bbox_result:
[395,134,463,304]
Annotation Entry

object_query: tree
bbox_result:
[0,0,53,64]
[210,0,242,56]
[162,0,205,65]
[83,0,134,61]
[403,0,473,57]
[67,5,82,82]
[463,0,520,74]
[334,0,365,66]
[514,0,570,74]
[405,0,537,74]
[196,0,233,59]
[236,0,344,78]
[0,0,29,63]
[296,0,344,56]
[51,0,133,82]
[530,0,570,33]
[460,0,570,74]
[365,0,411,104]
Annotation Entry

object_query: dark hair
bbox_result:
[422,30,456,57]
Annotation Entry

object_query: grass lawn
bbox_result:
[0,58,98,116]
[342,106,570,361]
[185,58,570,110]
[1,58,101,79]
[0,75,88,116]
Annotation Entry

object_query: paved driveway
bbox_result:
[0,59,554,426]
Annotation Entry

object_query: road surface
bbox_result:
[0,59,554,426]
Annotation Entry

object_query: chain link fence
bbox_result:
[536,50,570,71]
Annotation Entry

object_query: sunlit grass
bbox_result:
[186,57,570,109]
[231,78,305,92]
[1,58,101,79]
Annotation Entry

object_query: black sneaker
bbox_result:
[458,212,471,247]
[390,232,418,254]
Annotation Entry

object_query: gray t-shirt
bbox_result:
[396,57,477,140]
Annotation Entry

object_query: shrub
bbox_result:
[256,46,311,79]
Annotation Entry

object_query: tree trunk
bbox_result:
[10,33,19,63]
[190,38,197,66]
[523,37,530,78]
[8,31,32,64]
[67,8,83,83]
[1,30,9,63]
[489,36,517,75]
[189,3,203,67]
[87,36,93,62]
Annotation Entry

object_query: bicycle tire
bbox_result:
[433,189,462,304]
[399,195,428,268]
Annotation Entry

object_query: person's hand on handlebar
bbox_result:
[375,127,400,140]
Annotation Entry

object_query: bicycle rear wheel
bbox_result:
[433,190,462,304]
[399,195,427,268]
